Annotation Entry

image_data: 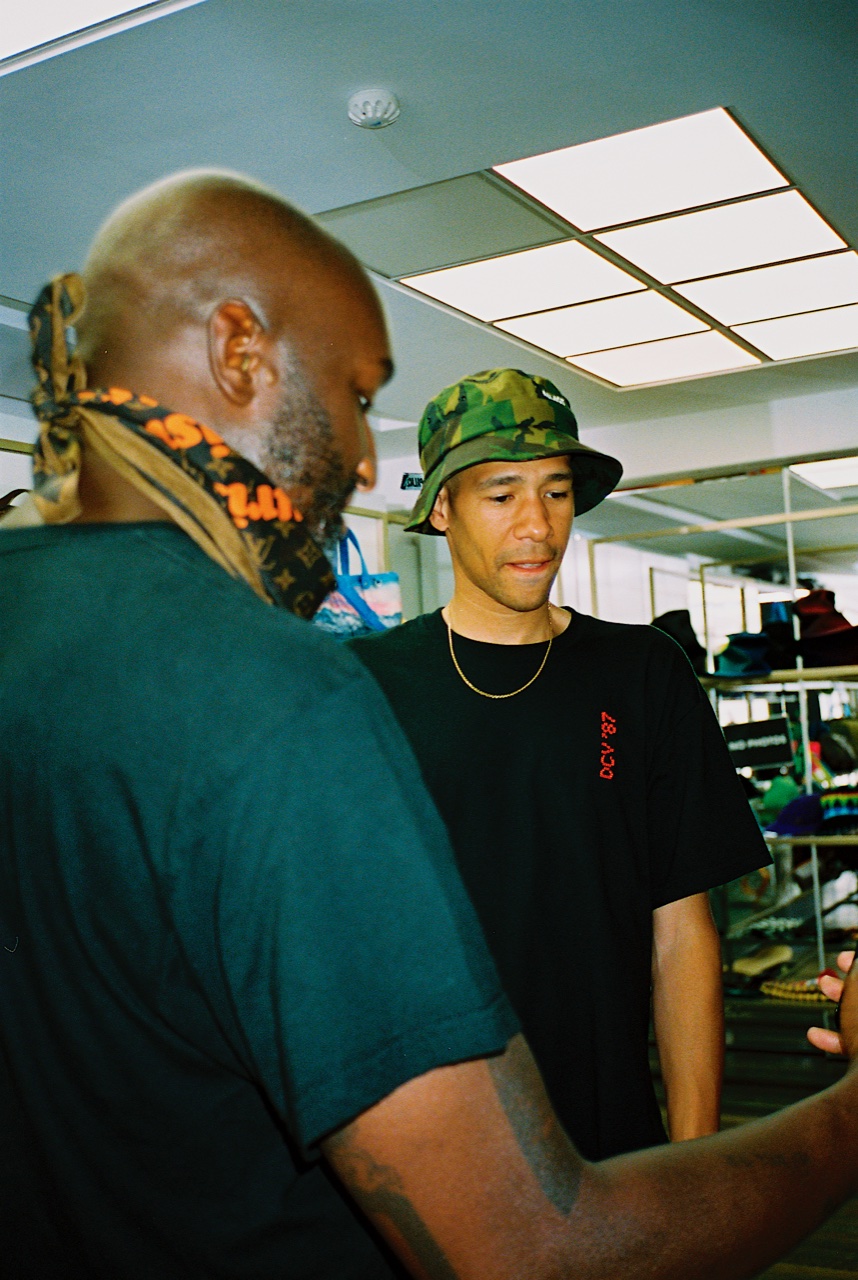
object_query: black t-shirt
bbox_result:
[0,525,517,1279]
[352,608,768,1160]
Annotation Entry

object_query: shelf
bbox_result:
[701,664,858,692]
[764,835,858,846]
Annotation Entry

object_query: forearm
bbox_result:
[652,894,724,1139]
[652,960,724,1138]
[571,1073,858,1280]
[327,1032,858,1280]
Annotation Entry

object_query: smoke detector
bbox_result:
[347,88,401,129]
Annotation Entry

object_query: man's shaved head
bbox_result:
[73,170,392,543]
[77,169,368,367]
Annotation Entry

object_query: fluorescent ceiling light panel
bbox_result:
[569,331,760,387]
[2,2,144,58]
[0,1,204,68]
[792,457,858,491]
[733,305,858,360]
[496,291,706,357]
[597,191,846,283]
[400,241,642,322]
[674,251,858,324]
[493,108,787,232]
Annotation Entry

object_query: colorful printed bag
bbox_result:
[313,527,402,639]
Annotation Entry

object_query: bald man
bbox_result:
[2,171,858,1280]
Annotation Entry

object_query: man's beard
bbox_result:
[259,357,356,551]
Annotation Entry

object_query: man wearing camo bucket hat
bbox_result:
[353,368,768,1161]
[405,367,621,534]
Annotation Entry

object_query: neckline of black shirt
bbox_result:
[435,605,579,655]
[432,604,581,665]
[431,606,584,699]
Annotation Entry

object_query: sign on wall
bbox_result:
[723,716,793,768]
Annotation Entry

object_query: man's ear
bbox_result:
[208,300,273,407]
[429,485,451,534]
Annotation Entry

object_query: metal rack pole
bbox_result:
[782,466,825,970]
[587,539,599,617]
[699,564,713,673]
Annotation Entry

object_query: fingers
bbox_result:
[819,973,845,1003]
[807,1025,844,1056]
[838,951,858,1060]
[808,955,856,1058]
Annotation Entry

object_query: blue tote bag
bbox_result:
[313,527,402,640]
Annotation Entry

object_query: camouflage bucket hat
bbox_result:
[406,368,623,535]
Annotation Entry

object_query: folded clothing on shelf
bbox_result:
[818,726,858,775]
[757,772,802,829]
[833,718,858,758]
[820,787,858,834]
[715,631,772,677]
[650,609,708,674]
[795,589,858,667]
[760,599,797,670]
[766,792,822,837]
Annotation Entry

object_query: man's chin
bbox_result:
[485,585,555,615]
[308,479,359,553]
[492,568,557,611]
[306,506,350,554]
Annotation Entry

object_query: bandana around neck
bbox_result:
[26,274,335,618]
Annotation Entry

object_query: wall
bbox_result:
[582,386,858,487]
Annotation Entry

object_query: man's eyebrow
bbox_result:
[475,472,525,490]
[378,357,395,385]
[475,469,573,491]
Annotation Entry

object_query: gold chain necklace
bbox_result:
[446,608,556,700]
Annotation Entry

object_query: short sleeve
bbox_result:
[645,638,770,909]
[175,669,518,1153]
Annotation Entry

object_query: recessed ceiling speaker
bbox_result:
[347,88,401,129]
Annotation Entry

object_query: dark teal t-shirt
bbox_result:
[0,524,517,1279]
[352,609,768,1161]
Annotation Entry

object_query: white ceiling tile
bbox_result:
[1,1,204,65]
[494,107,787,231]
[674,251,858,324]
[496,290,705,357]
[401,240,642,322]
[597,191,846,283]
[734,305,858,360]
[569,331,760,386]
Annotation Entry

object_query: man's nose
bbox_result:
[355,417,377,490]
[515,495,551,541]
[355,454,376,490]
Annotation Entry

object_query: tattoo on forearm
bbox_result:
[325,1131,459,1280]
[487,1038,583,1216]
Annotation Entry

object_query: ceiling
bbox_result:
[1,0,857,526]
[576,469,858,575]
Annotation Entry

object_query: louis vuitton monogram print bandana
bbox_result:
[26,273,335,618]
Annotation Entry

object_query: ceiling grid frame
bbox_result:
[394,108,857,389]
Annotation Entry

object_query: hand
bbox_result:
[807,951,857,1058]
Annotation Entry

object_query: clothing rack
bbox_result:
[586,466,858,970]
